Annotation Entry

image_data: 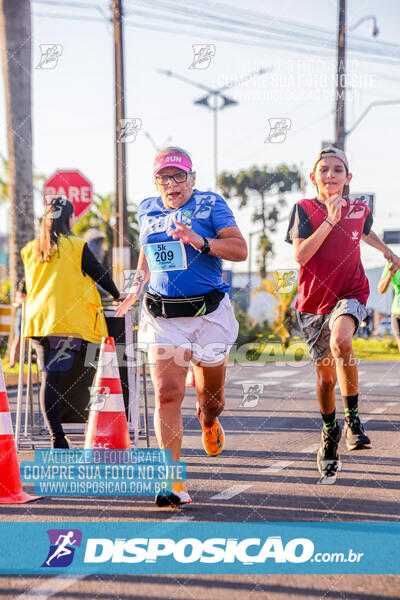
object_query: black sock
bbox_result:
[321,410,336,431]
[343,394,359,419]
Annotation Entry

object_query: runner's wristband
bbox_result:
[199,237,211,254]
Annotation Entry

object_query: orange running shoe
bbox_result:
[197,402,225,457]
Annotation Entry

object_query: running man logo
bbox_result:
[46,337,78,372]
[44,195,67,219]
[121,269,145,294]
[42,529,82,568]
[188,44,216,69]
[86,386,110,412]
[36,44,63,69]
[118,118,142,143]
[345,201,366,220]
[273,270,298,294]
[265,118,291,143]
[240,383,264,408]
[192,193,216,219]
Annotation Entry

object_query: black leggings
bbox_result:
[31,336,94,448]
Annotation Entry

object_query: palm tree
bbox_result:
[0,0,35,295]
[74,193,139,270]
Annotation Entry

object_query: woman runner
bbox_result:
[117,146,247,506]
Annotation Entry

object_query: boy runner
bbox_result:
[285,146,400,481]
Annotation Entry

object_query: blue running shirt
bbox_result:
[138,189,237,297]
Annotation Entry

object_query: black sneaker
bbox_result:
[317,423,341,480]
[344,416,371,451]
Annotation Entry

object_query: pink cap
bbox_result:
[153,153,192,176]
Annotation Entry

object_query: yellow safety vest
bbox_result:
[21,235,108,343]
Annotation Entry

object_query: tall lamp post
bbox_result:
[158,68,268,189]
[112,0,130,286]
[335,2,379,149]
[247,229,263,311]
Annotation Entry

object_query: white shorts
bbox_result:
[138,293,239,364]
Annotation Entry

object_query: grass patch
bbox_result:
[228,336,399,364]
[352,337,399,361]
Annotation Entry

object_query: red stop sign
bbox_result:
[43,170,93,220]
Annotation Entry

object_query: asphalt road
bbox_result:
[1,360,399,599]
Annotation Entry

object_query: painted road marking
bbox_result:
[261,461,292,473]
[260,444,320,474]
[210,485,251,500]
[211,398,396,502]
[291,382,314,388]
[300,443,320,453]
[261,370,298,378]
[233,380,278,386]
[363,382,398,388]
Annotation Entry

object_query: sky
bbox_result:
[1,0,400,273]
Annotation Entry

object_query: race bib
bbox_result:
[143,241,187,272]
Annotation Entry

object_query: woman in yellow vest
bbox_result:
[22,198,120,448]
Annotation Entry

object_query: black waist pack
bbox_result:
[145,290,225,319]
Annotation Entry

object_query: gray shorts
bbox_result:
[297,298,367,362]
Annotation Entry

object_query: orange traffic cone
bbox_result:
[0,359,41,504]
[84,337,130,449]
[185,364,195,387]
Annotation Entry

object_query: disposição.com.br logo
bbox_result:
[41,529,82,568]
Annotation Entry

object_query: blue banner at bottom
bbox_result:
[0,522,398,574]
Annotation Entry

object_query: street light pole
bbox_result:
[345,99,400,137]
[247,229,263,310]
[335,2,379,150]
[335,0,346,150]
[112,0,130,287]
[159,68,268,190]
[213,94,218,189]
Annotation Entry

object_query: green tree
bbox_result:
[74,193,139,269]
[219,165,301,277]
